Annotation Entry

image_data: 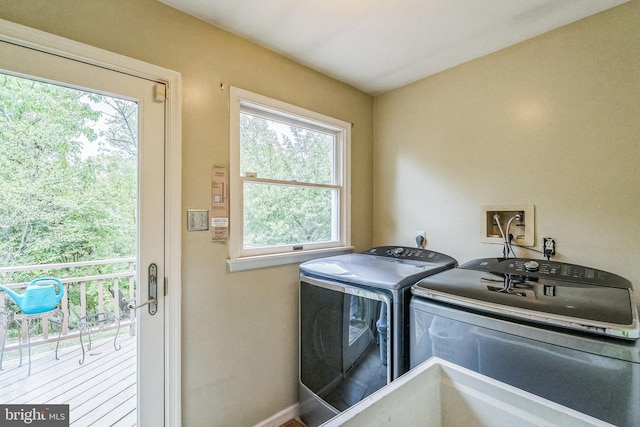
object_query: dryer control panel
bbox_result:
[363,246,457,265]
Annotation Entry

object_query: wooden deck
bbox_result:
[0,333,137,426]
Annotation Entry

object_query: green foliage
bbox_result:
[240,113,333,183]
[0,75,99,267]
[0,73,137,316]
[244,183,333,246]
[239,113,336,247]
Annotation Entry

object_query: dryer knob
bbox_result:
[392,247,404,256]
[524,261,540,272]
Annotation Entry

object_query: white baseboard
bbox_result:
[254,403,300,427]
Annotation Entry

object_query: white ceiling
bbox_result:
[158,0,628,95]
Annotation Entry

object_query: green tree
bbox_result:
[240,113,334,247]
[0,73,138,317]
[0,74,100,267]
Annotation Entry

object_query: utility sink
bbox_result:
[320,358,612,427]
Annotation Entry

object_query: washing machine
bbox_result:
[299,246,457,426]
[410,257,640,426]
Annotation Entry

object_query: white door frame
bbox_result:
[0,18,183,426]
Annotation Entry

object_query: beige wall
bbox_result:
[3,0,640,424]
[0,1,374,426]
[374,1,640,290]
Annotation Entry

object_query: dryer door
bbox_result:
[300,276,391,416]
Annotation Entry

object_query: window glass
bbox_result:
[240,112,335,184]
[243,183,336,248]
[229,87,350,266]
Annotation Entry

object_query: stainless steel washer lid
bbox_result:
[299,247,457,290]
[411,258,640,340]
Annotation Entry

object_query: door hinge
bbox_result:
[164,277,168,297]
[154,83,167,102]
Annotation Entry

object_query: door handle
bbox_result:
[126,297,157,311]
[125,263,158,315]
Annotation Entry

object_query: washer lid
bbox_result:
[412,259,639,340]
[300,248,457,290]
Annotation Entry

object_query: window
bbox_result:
[228,87,351,270]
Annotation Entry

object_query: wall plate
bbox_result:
[187,209,209,231]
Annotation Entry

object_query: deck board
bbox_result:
[0,333,137,426]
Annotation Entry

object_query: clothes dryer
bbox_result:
[299,246,457,426]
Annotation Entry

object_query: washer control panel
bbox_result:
[491,258,632,289]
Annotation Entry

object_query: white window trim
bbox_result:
[228,87,351,271]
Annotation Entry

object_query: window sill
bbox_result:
[227,246,354,272]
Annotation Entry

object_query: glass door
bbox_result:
[0,39,166,426]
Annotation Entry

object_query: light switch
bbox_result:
[187,209,209,231]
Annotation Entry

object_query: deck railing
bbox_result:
[0,258,137,352]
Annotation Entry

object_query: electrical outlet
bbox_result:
[543,237,555,257]
[416,230,426,248]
